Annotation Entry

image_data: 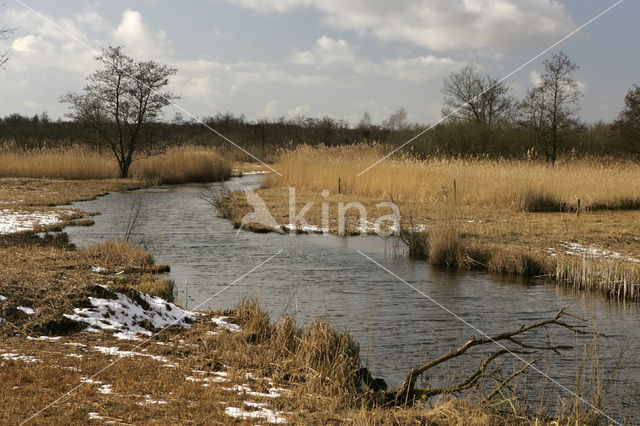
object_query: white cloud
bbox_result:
[220,0,575,52]
[291,35,355,66]
[11,35,42,53]
[288,104,310,117]
[264,100,282,116]
[112,9,173,59]
[372,56,460,82]
[529,70,542,86]
[292,36,461,83]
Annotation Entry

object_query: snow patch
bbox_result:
[27,336,61,341]
[548,242,640,263]
[211,316,241,333]
[0,295,6,302]
[1,352,41,363]
[0,209,61,234]
[223,384,288,398]
[88,412,104,420]
[92,346,172,365]
[64,285,196,338]
[17,306,35,315]
[225,406,286,424]
[97,384,112,394]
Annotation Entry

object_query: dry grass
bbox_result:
[0,293,527,424]
[0,146,232,183]
[131,147,232,184]
[268,144,640,212]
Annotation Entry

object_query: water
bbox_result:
[63,175,639,422]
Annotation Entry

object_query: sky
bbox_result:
[0,0,637,126]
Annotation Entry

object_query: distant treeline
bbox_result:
[0,111,626,161]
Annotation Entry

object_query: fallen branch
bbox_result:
[390,305,587,405]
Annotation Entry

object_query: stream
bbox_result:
[63,175,639,422]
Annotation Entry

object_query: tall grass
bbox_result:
[268,144,640,211]
[131,147,232,183]
[0,145,232,183]
[0,146,115,179]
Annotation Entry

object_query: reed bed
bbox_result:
[0,147,115,179]
[269,144,640,211]
[0,146,232,183]
[131,147,232,183]
[555,255,640,300]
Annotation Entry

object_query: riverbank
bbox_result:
[1,177,543,424]
[220,146,640,301]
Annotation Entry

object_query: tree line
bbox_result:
[1,45,640,177]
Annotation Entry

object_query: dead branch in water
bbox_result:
[390,306,589,405]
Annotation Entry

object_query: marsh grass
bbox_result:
[0,145,232,183]
[555,255,640,300]
[269,144,640,212]
[111,274,176,302]
[132,147,232,184]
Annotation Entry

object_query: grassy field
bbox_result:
[223,144,640,300]
[0,145,232,183]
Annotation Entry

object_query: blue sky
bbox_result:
[0,0,637,125]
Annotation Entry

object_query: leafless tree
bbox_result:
[1,9,14,69]
[519,51,582,166]
[383,107,408,131]
[60,46,178,178]
[612,84,640,156]
[442,63,514,127]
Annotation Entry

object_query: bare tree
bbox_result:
[441,64,514,149]
[442,63,514,127]
[612,84,640,155]
[519,51,582,166]
[1,11,14,69]
[60,46,178,178]
[383,107,408,131]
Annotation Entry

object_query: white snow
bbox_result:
[140,395,167,405]
[244,401,269,408]
[186,370,228,385]
[233,169,270,175]
[64,285,196,338]
[223,384,287,398]
[225,406,286,424]
[92,346,172,365]
[548,242,640,263]
[17,306,35,315]
[88,412,105,420]
[1,352,41,363]
[113,331,142,341]
[91,266,105,273]
[97,384,112,394]
[27,336,61,341]
[65,353,83,359]
[211,317,241,333]
[0,209,61,234]
[0,295,6,302]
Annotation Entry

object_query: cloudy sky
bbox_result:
[0,0,637,125]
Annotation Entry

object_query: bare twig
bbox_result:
[393,306,587,404]
[200,183,232,219]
